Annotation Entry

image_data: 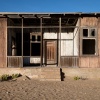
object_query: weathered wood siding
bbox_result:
[61,57,79,67]
[8,57,22,67]
[79,17,99,68]
[97,18,100,56]
[79,57,99,68]
[81,17,98,26]
[0,18,7,67]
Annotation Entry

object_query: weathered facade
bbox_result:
[0,12,100,68]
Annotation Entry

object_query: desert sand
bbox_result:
[0,77,100,100]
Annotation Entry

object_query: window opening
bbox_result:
[82,28,96,55]
[83,29,88,37]
[90,29,95,37]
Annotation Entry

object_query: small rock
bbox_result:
[6,91,10,94]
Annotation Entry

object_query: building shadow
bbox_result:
[60,68,65,81]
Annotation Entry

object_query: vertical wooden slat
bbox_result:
[8,57,22,67]
[60,57,79,67]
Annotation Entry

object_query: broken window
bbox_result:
[23,28,40,56]
[82,28,96,55]
[30,32,41,56]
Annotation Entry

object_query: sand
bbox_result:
[0,77,100,100]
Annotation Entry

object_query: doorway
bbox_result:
[44,40,57,65]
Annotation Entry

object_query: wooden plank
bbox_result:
[79,57,89,68]
[61,57,79,67]
[97,17,100,27]
[98,28,100,56]
[8,57,22,67]
[98,57,100,68]
[89,57,99,68]
[81,17,98,26]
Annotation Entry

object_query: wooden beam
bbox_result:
[40,17,43,67]
[58,17,61,67]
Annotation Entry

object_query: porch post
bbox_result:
[22,18,23,67]
[58,17,61,67]
[40,17,43,67]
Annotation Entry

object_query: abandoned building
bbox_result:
[0,12,100,68]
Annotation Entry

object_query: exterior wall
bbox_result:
[61,57,79,67]
[60,19,79,67]
[98,17,100,56]
[61,32,73,56]
[43,32,57,39]
[0,18,7,67]
[61,20,79,56]
[81,17,98,26]
[79,57,100,68]
[61,17,100,68]
[8,57,22,67]
[74,27,79,55]
[79,17,99,68]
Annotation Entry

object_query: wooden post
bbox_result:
[22,18,23,67]
[40,17,43,67]
[58,17,61,67]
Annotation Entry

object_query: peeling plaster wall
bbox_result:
[61,19,79,56]
[43,32,57,39]
[61,41,73,56]
[73,27,79,56]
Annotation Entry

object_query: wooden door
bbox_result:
[45,41,57,64]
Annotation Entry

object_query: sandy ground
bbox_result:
[0,77,100,100]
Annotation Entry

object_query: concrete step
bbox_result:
[40,67,61,81]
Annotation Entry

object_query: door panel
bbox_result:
[45,41,57,64]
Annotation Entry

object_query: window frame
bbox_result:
[80,27,98,56]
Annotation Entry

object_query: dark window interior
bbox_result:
[31,43,41,56]
[23,28,41,56]
[82,39,95,54]
[83,29,88,37]
[32,36,35,41]
[90,29,95,36]
[37,36,41,41]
